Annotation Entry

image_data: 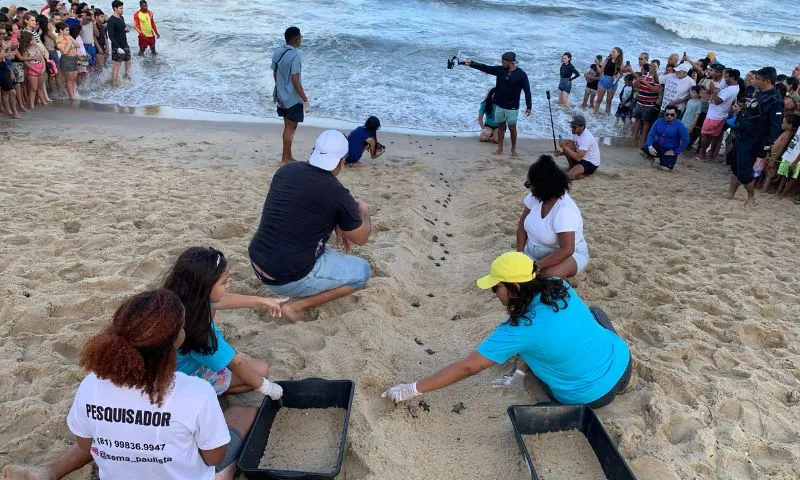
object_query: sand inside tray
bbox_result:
[258,407,346,473]
[522,430,607,480]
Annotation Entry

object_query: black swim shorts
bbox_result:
[112,47,131,63]
[277,103,304,123]
[579,160,598,175]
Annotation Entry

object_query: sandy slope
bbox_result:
[0,107,799,479]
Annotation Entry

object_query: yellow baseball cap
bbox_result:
[707,51,716,62]
[476,252,536,289]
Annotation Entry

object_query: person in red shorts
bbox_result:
[132,0,159,56]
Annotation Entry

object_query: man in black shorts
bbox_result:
[272,26,308,164]
[556,115,601,180]
[107,0,131,85]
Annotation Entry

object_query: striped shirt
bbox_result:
[636,76,659,108]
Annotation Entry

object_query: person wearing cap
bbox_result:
[660,63,695,117]
[555,114,601,180]
[463,52,532,157]
[640,104,689,171]
[698,68,742,161]
[382,252,631,408]
[726,67,784,207]
[248,130,373,321]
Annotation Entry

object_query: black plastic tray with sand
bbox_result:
[238,378,354,480]
[508,404,638,480]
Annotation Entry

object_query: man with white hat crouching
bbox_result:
[249,130,373,321]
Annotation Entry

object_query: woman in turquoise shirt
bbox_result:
[478,87,499,143]
[383,252,631,408]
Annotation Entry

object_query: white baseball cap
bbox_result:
[309,130,349,171]
[675,63,691,73]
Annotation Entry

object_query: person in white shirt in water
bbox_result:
[2,290,258,480]
[555,114,602,180]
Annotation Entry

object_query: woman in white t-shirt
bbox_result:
[2,290,256,480]
[516,155,590,278]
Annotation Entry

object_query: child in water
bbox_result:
[615,74,634,125]
[581,61,600,109]
[345,116,385,166]
[162,246,286,399]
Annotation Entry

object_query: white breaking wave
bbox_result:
[655,18,800,48]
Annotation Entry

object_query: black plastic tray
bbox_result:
[508,404,637,480]
[238,378,355,480]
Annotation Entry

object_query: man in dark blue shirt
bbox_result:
[465,51,532,157]
[726,66,783,207]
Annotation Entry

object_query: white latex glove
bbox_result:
[382,382,420,402]
[648,146,658,157]
[257,378,283,400]
[492,369,526,389]
[117,48,125,55]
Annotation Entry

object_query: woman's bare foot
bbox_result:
[723,192,735,200]
[1,464,53,480]
[493,148,504,155]
[744,197,755,208]
[510,149,518,157]
[280,301,305,322]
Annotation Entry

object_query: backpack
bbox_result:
[272,48,294,108]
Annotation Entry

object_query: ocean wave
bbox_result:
[654,18,800,48]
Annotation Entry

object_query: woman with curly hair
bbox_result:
[383,252,631,409]
[2,290,258,480]
[516,154,590,279]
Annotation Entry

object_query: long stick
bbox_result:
[546,90,557,151]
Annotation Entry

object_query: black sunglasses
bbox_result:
[524,181,531,188]
[664,112,677,117]
[491,285,500,293]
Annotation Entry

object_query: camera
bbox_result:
[447,56,464,69]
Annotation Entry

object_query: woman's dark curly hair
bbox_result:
[502,266,570,327]
[527,154,571,202]
[162,247,227,357]
[483,87,496,118]
[79,290,185,407]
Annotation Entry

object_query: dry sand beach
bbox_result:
[1,106,800,479]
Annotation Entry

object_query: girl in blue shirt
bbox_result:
[383,252,631,408]
[345,116,385,165]
[163,247,286,399]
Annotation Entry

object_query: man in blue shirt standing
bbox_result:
[272,26,309,164]
[465,52,532,157]
[640,104,690,171]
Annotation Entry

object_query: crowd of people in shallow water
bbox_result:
[0,0,157,115]
[1,10,798,480]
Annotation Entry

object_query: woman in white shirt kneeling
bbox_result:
[516,154,590,279]
[2,290,253,480]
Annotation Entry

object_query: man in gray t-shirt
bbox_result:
[272,26,308,164]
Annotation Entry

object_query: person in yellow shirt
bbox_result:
[132,0,159,56]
